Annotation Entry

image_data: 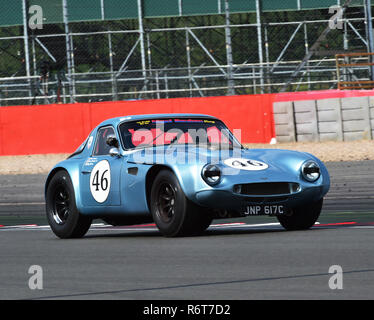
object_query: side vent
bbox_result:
[128,167,138,176]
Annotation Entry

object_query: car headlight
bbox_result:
[301,160,321,182]
[202,164,221,185]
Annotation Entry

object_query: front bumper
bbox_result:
[194,184,325,210]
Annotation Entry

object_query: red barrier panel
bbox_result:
[0,94,276,156]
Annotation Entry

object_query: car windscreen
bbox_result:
[118,118,242,150]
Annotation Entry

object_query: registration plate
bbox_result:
[244,205,286,216]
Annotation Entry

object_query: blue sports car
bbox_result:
[45,114,330,238]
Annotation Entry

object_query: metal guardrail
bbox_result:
[336,52,374,89]
[0,59,338,106]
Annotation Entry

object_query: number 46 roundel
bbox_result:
[89,160,111,203]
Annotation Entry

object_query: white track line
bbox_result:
[7,221,362,232]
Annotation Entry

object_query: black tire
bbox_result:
[150,170,212,237]
[46,170,92,239]
[277,198,323,231]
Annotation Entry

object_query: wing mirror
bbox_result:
[109,147,121,158]
[106,135,121,157]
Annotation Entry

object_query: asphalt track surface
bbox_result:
[0,161,373,300]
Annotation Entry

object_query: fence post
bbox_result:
[108,33,118,101]
[137,0,147,96]
[224,0,235,95]
[62,0,74,103]
[256,0,264,94]
[22,0,32,104]
[364,0,374,80]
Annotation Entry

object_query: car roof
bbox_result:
[97,113,219,128]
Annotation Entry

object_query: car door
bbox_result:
[80,125,122,207]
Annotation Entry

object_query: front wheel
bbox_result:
[46,171,92,239]
[277,198,323,231]
[150,170,212,237]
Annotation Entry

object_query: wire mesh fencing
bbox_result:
[0,0,371,106]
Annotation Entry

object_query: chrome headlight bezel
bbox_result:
[301,160,321,182]
[201,164,222,186]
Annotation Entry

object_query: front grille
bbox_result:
[235,182,300,196]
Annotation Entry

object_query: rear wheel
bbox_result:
[277,198,323,231]
[46,171,92,239]
[150,170,212,237]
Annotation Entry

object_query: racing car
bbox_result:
[45,114,330,238]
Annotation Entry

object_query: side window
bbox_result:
[93,126,115,156]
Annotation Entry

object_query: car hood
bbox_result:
[125,145,320,179]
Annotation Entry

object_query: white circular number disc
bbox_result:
[224,158,268,171]
[90,160,111,203]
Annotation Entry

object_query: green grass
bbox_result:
[318,211,374,224]
[0,215,48,226]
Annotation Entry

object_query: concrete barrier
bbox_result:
[273,101,295,142]
[273,96,374,143]
[370,97,374,139]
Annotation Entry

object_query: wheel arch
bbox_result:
[45,165,82,210]
[45,167,69,198]
[145,164,174,212]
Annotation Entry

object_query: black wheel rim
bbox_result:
[156,182,176,223]
[52,185,70,225]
